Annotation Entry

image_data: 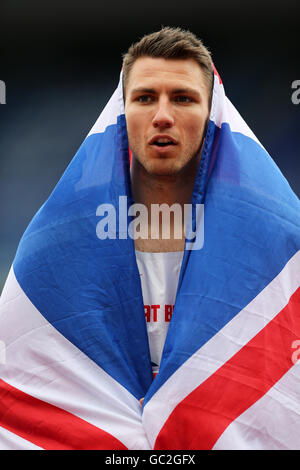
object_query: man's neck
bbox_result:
[130,156,199,252]
[130,156,198,205]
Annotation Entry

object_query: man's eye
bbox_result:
[174,96,192,103]
[137,95,153,103]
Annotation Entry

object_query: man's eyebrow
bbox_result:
[172,88,201,97]
[130,87,202,98]
[130,87,156,95]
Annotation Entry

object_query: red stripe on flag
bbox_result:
[129,147,132,166]
[154,287,300,450]
[0,379,127,450]
[212,63,222,84]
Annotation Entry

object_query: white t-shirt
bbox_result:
[135,250,184,377]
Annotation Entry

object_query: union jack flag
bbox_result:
[0,66,299,450]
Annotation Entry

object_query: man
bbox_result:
[123,28,213,378]
[124,32,211,252]
[0,27,299,450]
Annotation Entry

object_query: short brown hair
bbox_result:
[122,26,214,98]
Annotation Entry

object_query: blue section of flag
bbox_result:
[12,101,300,406]
[146,121,300,403]
[13,115,153,400]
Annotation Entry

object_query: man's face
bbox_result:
[124,57,211,176]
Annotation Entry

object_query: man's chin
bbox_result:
[143,160,183,177]
[131,150,201,178]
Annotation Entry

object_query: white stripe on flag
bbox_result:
[143,250,300,448]
[0,267,150,450]
[87,73,124,138]
[0,426,43,450]
[213,362,300,449]
[210,74,262,146]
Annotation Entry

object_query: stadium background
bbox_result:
[0,0,299,291]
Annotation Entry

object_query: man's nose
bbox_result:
[152,98,175,129]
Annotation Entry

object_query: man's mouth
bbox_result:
[149,136,178,148]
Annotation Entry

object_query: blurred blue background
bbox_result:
[0,0,299,291]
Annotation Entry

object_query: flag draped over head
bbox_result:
[0,63,300,450]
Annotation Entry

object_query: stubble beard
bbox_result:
[131,141,204,180]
